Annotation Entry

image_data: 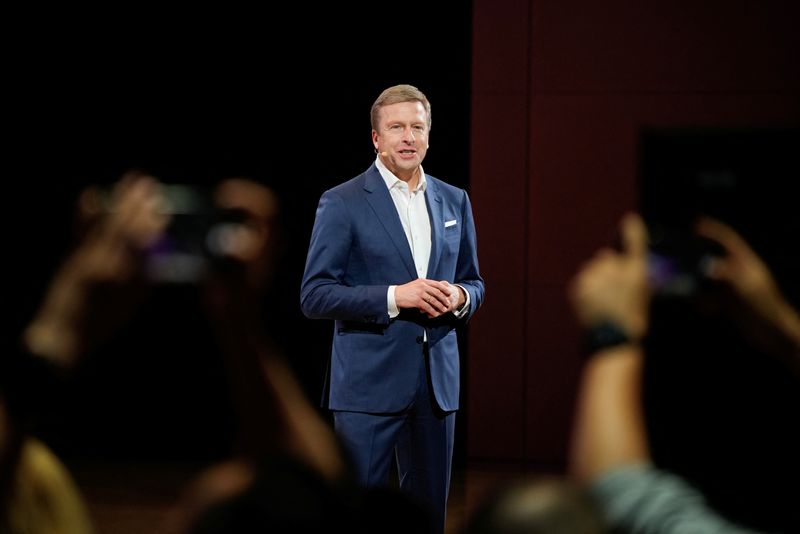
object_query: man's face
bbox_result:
[372,101,429,179]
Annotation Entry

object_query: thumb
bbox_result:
[620,212,648,259]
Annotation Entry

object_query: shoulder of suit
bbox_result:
[426,174,466,196]
[324,169,374,198]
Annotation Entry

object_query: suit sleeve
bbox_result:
[453,190,485,322]
[300,190,391,325]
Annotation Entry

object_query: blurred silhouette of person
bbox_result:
[644,221,800,532]
[457,210,799,534]
[3,173,432,534]
[2,173,168,534]
[160,177,360,533]
[300,83,485,534]
[566,212,799,533]
[0,427,95,534]
[460,476,605,534]
[164,175,437,533]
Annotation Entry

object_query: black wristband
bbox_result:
[582,321,632,356]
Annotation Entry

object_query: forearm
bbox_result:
[770,298,800,375]
[22,259,94,368]
[770,297,800,348]
[22,234,142,367]
[569,344,650,484]
[261,356,347,482]
[741,292,800,375]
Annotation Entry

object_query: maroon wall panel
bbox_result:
[469,0,799,466]
[468,0,531,461]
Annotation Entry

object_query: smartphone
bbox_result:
[144,184,217,283]
[645,219,722,298]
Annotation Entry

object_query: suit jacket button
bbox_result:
[416,336,424,344]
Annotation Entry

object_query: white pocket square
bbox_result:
[444,219,457,228]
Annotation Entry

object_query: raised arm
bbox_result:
[23,173,169,367]
[567,212,651,482]
[566,212,759,533]
[696,216,800,374]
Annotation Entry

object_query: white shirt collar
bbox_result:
[375,155,427,193]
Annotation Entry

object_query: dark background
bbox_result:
[638,127,800,531]
[7,5,474,464]
[6,3,799,531]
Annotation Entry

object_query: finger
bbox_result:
[110,177,168,247]
[432,288,453,311]
[418,281,449,308]
[424,290,448,314]
[443,282,460,308]
[420,294,435,314]
[620,212,648,258]
[427,279,451,293]
[695,216,750,257]
[423,292,447,313]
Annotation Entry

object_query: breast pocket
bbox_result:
[443,223,460,243]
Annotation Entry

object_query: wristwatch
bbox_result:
[583,321,632,355]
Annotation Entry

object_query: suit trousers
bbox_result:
[333,344,456,534]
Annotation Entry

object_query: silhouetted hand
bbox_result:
[568,212,651,342]
[695,216,800,369]
[23,173,169,366]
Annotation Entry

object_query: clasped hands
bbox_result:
[395,278,464,318]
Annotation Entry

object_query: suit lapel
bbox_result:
[363,167,418,279]
[426,178,443,277]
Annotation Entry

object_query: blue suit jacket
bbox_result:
[300,164,485,413]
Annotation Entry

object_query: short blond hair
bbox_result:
[370,84,432,131]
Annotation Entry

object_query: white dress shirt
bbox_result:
[376,156,469,320]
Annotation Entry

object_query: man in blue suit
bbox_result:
[300,84,484,533]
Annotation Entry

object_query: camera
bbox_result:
[139,184,248,284]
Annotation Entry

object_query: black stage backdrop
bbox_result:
[639,126,800,532]
[7,5,473,465]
